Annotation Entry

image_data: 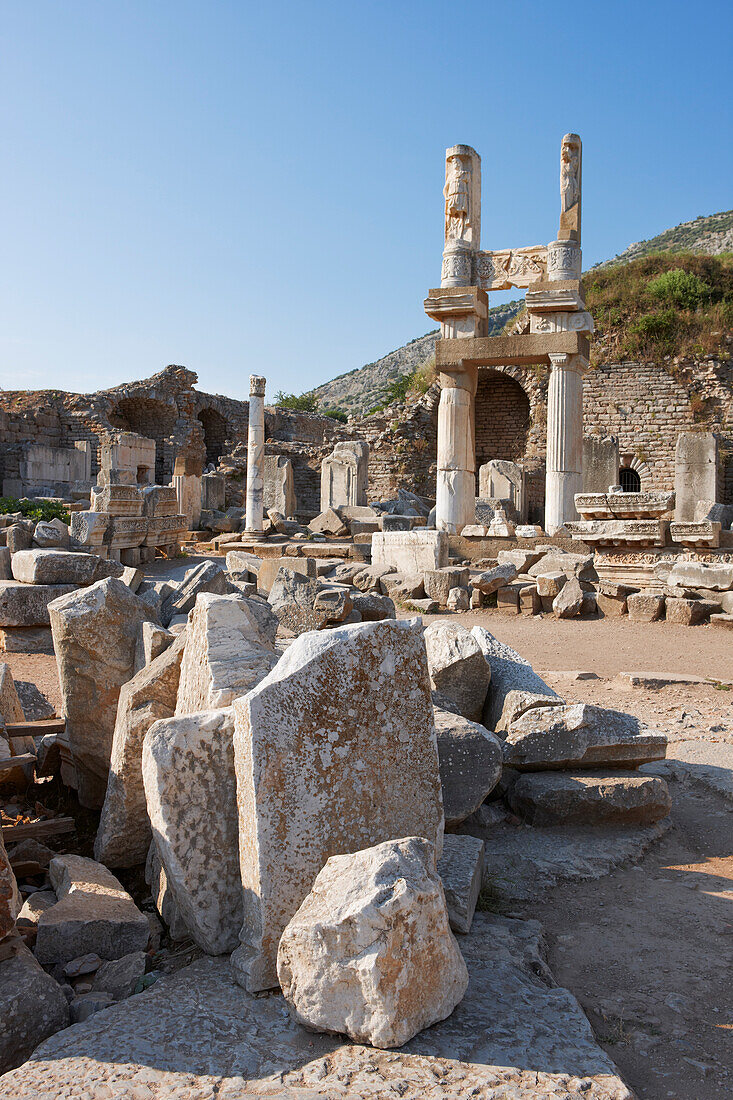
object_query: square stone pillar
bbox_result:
[545,353,586,533]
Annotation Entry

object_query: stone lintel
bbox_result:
[436,332,589,369]
[424,286,488,322]
[525,286,586,313]
[525,278,585,298]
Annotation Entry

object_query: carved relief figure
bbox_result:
[444,155,470,240]
[560,134,581,212]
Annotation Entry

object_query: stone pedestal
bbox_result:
[545,354,585,534]
[172,474,202,531]
[245,376,266,534]
[320,442,369,511]
[436,366,477,534]
[674,432,719,521]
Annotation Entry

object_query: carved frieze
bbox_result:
[473,246,548,291]
[530,311,594,335]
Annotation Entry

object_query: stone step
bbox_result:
[508,770,671,826]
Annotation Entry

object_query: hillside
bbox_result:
[595,210,733,268]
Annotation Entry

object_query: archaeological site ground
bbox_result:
[0,71,732,1100]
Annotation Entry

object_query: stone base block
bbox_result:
[627,593,665,622]
[0,626,54,654]
[596,591,628,618]
[665,597,718,625]
[437,834,484,935]
[508,770,672,826]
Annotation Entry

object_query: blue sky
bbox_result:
[1,1,731,400]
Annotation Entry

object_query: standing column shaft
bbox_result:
[245,375,266,534]
[545,353,585,533]
[435,365,477,533]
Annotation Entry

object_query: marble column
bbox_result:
[435,364,477,533]
[545,353,586,534]
[245,375,266,534]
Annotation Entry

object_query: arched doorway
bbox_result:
[197,407,230,467]
[619,467,641,492]
[108,397,178,483]
[473,369,531,491]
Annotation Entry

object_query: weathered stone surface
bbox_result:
[666,559,733,592]
[5,523,33,554]
[308,508,348,536]
[35,855,149,965]
[0,625,54,653]
[143,708,241,955]
[232,618,444,991]
[95,632,187,868]
[471,626,561,730]
[495,688,564,733]
[473,562,518,594]
[437,833,484,934]
[0,663,24,728]
[256,554,315,595]
[145,842,188,942]
[277,837,467,1048]
[350,591,396,621]
[0,942,69,1075]
[175,593,278,715]
[0,581,77,627]
[553,576,584,618]
[503,704,667,771]
[447,585,470,611]
[665,596,717,625]
[225,549,259,584]
[536,570,566,597]
[0,833,19,940]
[134,620,174,672]
[596,590,628,618]
[423,566,470,605]
[32,518,70,549]
[0,547,11,580]
[497,548,544,573]
[268,569,353,635]
[627,592,665,622]
[378,572,425,601]
[0,920,632,1099]
[434,706,502,826]
[711,612,733,630]
[510,770,672,827]
[372,530,448,573]
[91,951,146,1000]
[424,622,491,722]
[352,564,396,592]
[528,552,594,579]
[49,577,156,808]
[407,597,439,613]
[16,890,55,942]
[11,549,122,586]
[160,560,233,626]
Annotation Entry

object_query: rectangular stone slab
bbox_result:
[232,618,444,992]
[10,549,122,586]
[437,833,484,934]
[372,530,448,573]
[0,581,77,627]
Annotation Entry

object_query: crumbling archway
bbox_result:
[197,407,230,467]
[474,369,531,484]
[108,397,177,483]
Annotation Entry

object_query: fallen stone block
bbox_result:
[494,688,564,733]
[666,559,733,592]
[503,703,667,771]
[5,523,33,554]
[447,585,470,611]
[424,622,491,723]
[0,547,11,580]
[277,837,467,1048]
[0,581,77,627]
[0,663,25,733]
[437,833,484,934]
[471,626,561,730]
[35,855,149,966]
[497,582,522,612]
[33,519,70,549]
[225,549,259,584]
[352,564,396,592]
[627,592,665,622]
[0,832,19,939]
[473,563,518,594]
[553,576,584,618]
[160,561,233,626]
[406,597,440,614]
[11,549,122,586]
[143,708,241,955]
[508,770,672,826]
[256,554,315,595]
[145,842,188,942]
[434,706,502,826]
[95,632,187,868]
[0,941,69,1074]
[16,890,55,945]
[232,618,444,991]
[49,577,156,808]
[535,570,566,598]
[497,548,544,573]
[175,593,278,715]
[308,508,348,537]
[91,950,146,1000]
[134,620,174,672]
[268,568,353,634]
[423,566,470,605]
[69,991,116,1022]
[596,590,628,618]
[519,584,540,615]
[711,612,733,630]
[665,596,718,625]
[349,591,396,621]
[372,529,448,573]
[528,552,594,580]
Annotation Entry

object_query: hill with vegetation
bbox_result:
[594,210,733,268]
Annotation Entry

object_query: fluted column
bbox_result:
[435,364,477,533]
[545,353,586,533]
[245,374,266,534]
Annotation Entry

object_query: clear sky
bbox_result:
[1,1,731,400]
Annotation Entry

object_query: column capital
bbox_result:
[439,361,478,395]
[249,375,266,398]
[548,352,588,375]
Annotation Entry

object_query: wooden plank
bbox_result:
[5,719,65,737]
[1,816,75,841]
[0,754,36,775]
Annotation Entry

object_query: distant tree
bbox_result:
[273,390,318,412]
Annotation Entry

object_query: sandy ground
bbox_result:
[4,593,732,1099]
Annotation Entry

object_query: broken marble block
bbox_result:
[424,622,491,723]
[494,688,563,733]
[437,833,484,935]
[473,563,518,595]
[231,618,444,992]
[134,620,174,673]
[508,771,672,826]
[423,567,470,606]
[349,591,396,621]
[277,837,467,1048]
[627,592,665,623]
[11,549,122,586]
[0,581,77,627]
[91,950,147,1000]
[49,577,157,808]
[503,704,667,771]
[160,560,233,626]
[552,576,584,618]
[143,708,242,955]
[95,631,187,868]
[35,855,149,966]
[471,626,561,731]
[0,942,70,1074]
[433,705,502,827]
[175,593,278,715]
[268,568,353,634]
[145,842,188,943]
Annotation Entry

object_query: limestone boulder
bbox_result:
[447,585,470,611]
[497,548,544,573]
[277,837,467,1048]
[0,942,70,1074]
[11,549,122,586]
[471,626,561,730]
[0,581,77,627]
[423,567,470,606]
[666,559,733,592]
[49,578,156,808]
[437,834,484,934]
[553,576,584,618]
[35,855,149,966]
[5,523,33,554]
[160,561,233,626]
[225,550,259,584]
[32,518,70,549]
[231,618,444,991]
[380,573,425,601]
[352,564,396,592]
[143,708,242,955]
[528,552,594,580]
[94,632,187,868]
[535,571,566,598]
[423,622,491,722]
[308,508,348,537]
[350,591,396,621]
[503,703,667,771]
[473,563,518,594]
[508,771,672,826]
[665,597,717,625]
[627,592,665,622]
[268,569,353,634]
[434,706,502,826]
[494,688,562,733]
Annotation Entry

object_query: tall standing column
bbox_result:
[435,364,477,533]
[245,374,266,534]
[545,353,586,533]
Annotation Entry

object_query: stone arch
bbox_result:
[619,453,651,491]
[197,407,231,467]
[474,368,531,477]
[108,397,178,483]
[619,467,641,492]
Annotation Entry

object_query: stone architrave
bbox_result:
[478,460,525,521]
[263,455,296,517]
[245,375,266,534]
[143,708,242,955]
[674,432,719,521]
[48,578,156,809]
[583,436,619,493]
[436,366,477,533]
[320,442,369,511]
[94,632,187,869]
[372,530,448,573]
[231,618,444,992]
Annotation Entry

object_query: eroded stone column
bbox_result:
[436,365,477,533]
[545,353,586,533]
[245,375,266,534]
